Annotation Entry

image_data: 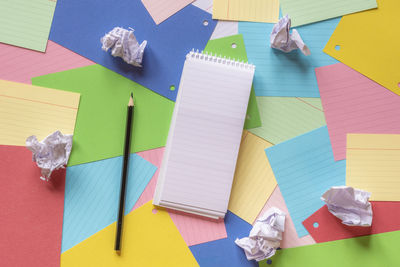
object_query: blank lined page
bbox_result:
[0,0,57,52]
[213,0,279,23]
[346,134,400,201]
[154,51,255,218]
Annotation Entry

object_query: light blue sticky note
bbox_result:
[239,18,340,97]
[265,126,345,237]
[62,153,156,252]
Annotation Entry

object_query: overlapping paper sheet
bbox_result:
[280,0,377,27]
[0,41,93,84]
[0,145,65,267]
[239,18,339,97]
[210,21,239,40]
[316,63,400,161]
[203,34,261,129]
[134,148,228,246]
[324,0,400,97]
[259,186,315,248]
[346,134,400,201]
[141,0,194,25]
[303,202,400,243]
[249,97,326,145]
[190,211,258,267]
[62,154,156,252]
[49,0,216,101]
[31,65,175,166]
[265,126,346,237]
[61,202,199,266]
[229,131,277,224]
[0,79,80,146]
[259,231,400,267]
[212,0,279,23]
[0,0,56,52]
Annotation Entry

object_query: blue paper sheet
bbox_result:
[265,126,345,237]
[239,18,339,97]
[62,153,156,252]
[189,211,258,267]
[49,0,216,101]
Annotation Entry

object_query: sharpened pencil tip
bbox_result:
[129,92,134,106]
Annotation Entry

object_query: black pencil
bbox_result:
[115,92,134,252]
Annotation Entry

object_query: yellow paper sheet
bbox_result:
[61,201,199,267]
[228,131,277,224]
[0,79,80,146]
[346,134,400,201]
[213,0,279,23]
[324,0,400,96]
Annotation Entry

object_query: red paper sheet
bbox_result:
[303,202,400,243]
[0,145,65,266]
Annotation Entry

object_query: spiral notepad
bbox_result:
[153,51,255,219]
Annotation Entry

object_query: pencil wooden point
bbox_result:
[129,92,134,106]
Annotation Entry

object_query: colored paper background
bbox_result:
[346,133,400,201]
[0,145,65,267]
[265,126,346,237]
[62,154,156,252]
[49,0,217,101]
[239,18,339,97]
[259,186,316,248]
[303,202,400,243]
[249,97,326,145]
[280,0,376,27]
[316,63,400,161]
[141,0,194,25]
[0,0,56,52]
[259,231,400,267]
[32,65,175,166]
[189,211,258,267]
[229,131,277,224]
[212,0,279,23]
[61,202,199,266]
[0,79,80,147]
[0,41,93,84]
[324,0,400,97]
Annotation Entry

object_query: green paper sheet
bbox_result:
[259,230,400,267]
[279,0,377,27]
[0,0,56,52]
[32,65,175,166]
[204,34,261,130]
[249,97,326,144]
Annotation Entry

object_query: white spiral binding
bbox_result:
[186,49,255,71]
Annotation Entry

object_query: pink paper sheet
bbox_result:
[141,0,195,25]
[316,63,400,161]
[134,147,228,246]
[0,41,93,84]
[257,186,315,248]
